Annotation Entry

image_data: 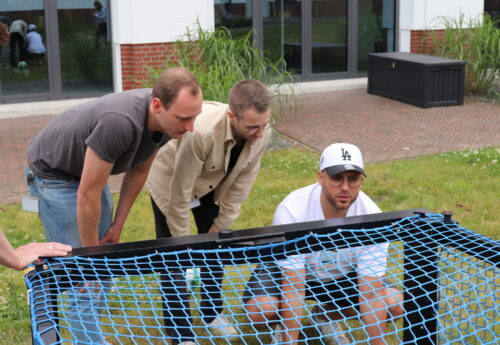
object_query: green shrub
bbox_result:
[428,14,500,98]
[146,24,296,120]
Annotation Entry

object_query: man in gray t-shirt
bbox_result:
[27,67,202,248]
[25,67,202,345]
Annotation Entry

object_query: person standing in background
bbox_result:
[0,15,9,66]
[9,18,27,68]
[93,1,107,49]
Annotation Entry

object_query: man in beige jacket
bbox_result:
[146,79,272,345]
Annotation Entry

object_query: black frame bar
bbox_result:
[27,266,60,345]
[69,208,430,259]
[403,218,440,344]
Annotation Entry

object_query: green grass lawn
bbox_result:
[0,141,498,345]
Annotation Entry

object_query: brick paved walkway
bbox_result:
[275,89,499,163]
[0,89,498,204]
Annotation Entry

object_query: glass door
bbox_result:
[214,0,254,39]
[262,0,302,74]
[357,0,396,72]
[311,0,348,74]
[57,0,112,95]
[0,0,113,103]
[0,0,49,97]
[256,0,396,80]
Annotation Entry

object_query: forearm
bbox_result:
[113,171,147,231]
[165,135,206,237]
[1,231,72,270]
[0,231,21,269]
[77,191,101,246]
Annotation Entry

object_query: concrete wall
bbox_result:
[110,0,214,44]
[398,0,484,52]
[109,0,214,91]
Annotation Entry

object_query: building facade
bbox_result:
[0,0,489,104]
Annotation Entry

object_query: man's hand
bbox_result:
[99,223,122,245]
[208,224,220,233]
[13,242,72,270]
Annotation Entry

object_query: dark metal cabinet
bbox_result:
[368,52,466,108]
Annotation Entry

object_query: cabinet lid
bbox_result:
[369,52,466,66]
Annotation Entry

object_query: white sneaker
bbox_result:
[178,342,196,345]
[206,315,238,340]
[311,306,350,345]
[270,324,283,345]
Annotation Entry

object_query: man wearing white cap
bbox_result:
[244,143,403,345]
[25,24,46,64]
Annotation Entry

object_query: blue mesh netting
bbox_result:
[24,213,499,345]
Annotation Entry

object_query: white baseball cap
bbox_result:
[28,24,36,31]
[319,143,365,176]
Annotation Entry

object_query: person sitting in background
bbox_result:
[25,24,46,65]
[0,229,71,270]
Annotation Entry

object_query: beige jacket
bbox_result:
[146,101,271,237]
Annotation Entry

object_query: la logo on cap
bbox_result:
[340,148,352,161]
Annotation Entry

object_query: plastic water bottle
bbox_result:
[185,267,201,291]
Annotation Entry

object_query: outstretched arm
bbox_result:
[0,230,71,270]
[100,151,158,244]
[165,132,207,237]
[77,148,113,247]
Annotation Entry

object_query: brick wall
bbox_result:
[120,42,181,90]
[410,29,445,54]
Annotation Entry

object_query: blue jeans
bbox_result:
[25,166,113,345]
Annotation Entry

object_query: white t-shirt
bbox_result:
[26,31,46,54]
[273,183,388,282]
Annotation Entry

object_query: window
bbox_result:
[214,0,254,39]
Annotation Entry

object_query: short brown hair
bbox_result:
[152,67,201,109]
[228,79,271,118]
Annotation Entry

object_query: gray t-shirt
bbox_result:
[28,88,170,180]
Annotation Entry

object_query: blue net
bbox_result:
[24,213,499,345]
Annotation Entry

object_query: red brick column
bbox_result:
[410,29,445,54]
[120,42,180,90]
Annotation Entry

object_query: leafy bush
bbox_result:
[427,14,500,98]
[146,24,296,120]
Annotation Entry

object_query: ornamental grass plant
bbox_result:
[427,14,500,99]
[146,23,296,120]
